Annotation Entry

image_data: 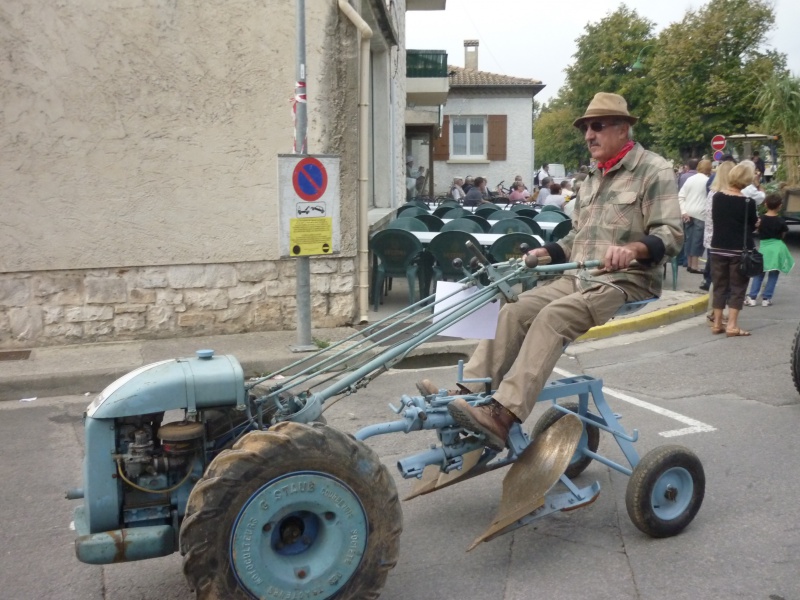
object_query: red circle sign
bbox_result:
[292,157,328,201]
[711,135,726,151]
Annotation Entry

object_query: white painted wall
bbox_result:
[436,92,534,195]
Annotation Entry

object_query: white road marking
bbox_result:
[552,367,716,437]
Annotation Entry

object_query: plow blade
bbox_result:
[404,448,484,500]
[468,413,583,551]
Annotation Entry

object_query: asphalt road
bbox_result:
[3,234,800,600]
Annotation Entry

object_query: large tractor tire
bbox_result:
[180,421,402,600]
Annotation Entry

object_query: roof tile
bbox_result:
[448,65,542,87]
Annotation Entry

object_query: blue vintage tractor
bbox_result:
[68,248,705,599]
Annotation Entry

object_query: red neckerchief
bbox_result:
[597,141,635,175]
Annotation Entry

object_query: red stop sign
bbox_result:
[711,135,726,151]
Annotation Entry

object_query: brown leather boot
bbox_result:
[416,378,473,397]
[447,398,517,451]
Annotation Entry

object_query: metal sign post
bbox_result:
[291,0,316,352]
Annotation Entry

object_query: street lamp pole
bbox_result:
[631,44,654,71]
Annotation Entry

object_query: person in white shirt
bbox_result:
[450,178,466,201]
[542,182,566,209]
[678,159,712,273]
[535,164,549,188]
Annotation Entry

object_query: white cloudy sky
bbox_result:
[406,0,800,105]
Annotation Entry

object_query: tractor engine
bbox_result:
[115,417,206,520]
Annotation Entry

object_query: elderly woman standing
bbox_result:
[679,159,712,273]
[708,160,759,337]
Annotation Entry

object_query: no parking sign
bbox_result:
[278,154,340,257]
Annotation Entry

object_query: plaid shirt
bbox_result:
[556,143,683,297]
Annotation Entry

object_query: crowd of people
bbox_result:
[424,108,793,343]
[671,153,794,337]
[447,168,584,211]
[409,90,794,455]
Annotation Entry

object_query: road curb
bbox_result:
[577,294,709,342]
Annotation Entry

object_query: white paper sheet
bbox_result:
[432,281,499,339]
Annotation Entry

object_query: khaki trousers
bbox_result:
[463,276,652,422]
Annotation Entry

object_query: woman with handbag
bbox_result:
[708,160,760,337]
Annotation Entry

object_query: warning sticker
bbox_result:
[289,217,333,256]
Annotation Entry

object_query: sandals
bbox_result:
[726,328,751,337]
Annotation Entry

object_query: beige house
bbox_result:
[0,0,447,349]
[433,40,544,195]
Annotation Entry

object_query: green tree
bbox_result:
[756,73,800,185]
[563,6,658,149]
[533,104,586,170]
[649,0,785,158]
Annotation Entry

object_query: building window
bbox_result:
[451,116,486,158]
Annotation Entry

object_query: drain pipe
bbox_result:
[338,0,372,323]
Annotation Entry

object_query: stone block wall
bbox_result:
[0,258,355,349]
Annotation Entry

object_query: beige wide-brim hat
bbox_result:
[573,92,639,128]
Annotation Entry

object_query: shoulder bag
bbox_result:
[738,198,764,278]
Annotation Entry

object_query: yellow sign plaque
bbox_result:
[289,217,333,256]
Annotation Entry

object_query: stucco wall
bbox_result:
[1,1,361,272]
[435,92,534,195]
[0,1,399,348]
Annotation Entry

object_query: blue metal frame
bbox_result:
[71,250,665,567]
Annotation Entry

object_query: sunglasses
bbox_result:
[579,121,619,133]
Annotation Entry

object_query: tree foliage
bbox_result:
[649,0,784,158]
[756,73,800,184]
[533,0,787,166]
[563,6,658,148]
[533,106,586,169]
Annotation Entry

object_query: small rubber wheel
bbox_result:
[791,322,800,395]
[180,422,402,600]
[625,445,705,538]
[532,401,599,478]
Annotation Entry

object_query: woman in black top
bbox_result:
[708,160,759,337]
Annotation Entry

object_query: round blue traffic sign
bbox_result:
[713,150,724,161]
[292,157,328,201]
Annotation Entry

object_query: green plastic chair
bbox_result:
[415,214,444,232]
[475,205,504,219]
[425,231,481,283]
[369,229,427,311]
[491,210,519,221]
[513,208,539,218]
[534,211,569,224]
[488,233,541,263]
[434,205,467,219]
[539,204,563,212]
[509,204,537,214]
[549,219,573,242]
[441,218,484,234]
[514,216,544,237]
[663,256,679,291]
[397,205,429,218]
[437,198,461,209]
[387,217,429,232]
[489,219,533,235]
[462,214,492,232]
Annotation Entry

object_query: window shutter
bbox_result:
[487,115,507,161]
[432,115,450,161]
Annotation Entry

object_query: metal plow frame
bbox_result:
[241,248,656,548]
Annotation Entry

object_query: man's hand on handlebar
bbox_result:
[604,243,646,271]
[523,247,550,269]
[526,247,549,258]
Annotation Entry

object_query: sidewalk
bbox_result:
[0,267,709,402]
